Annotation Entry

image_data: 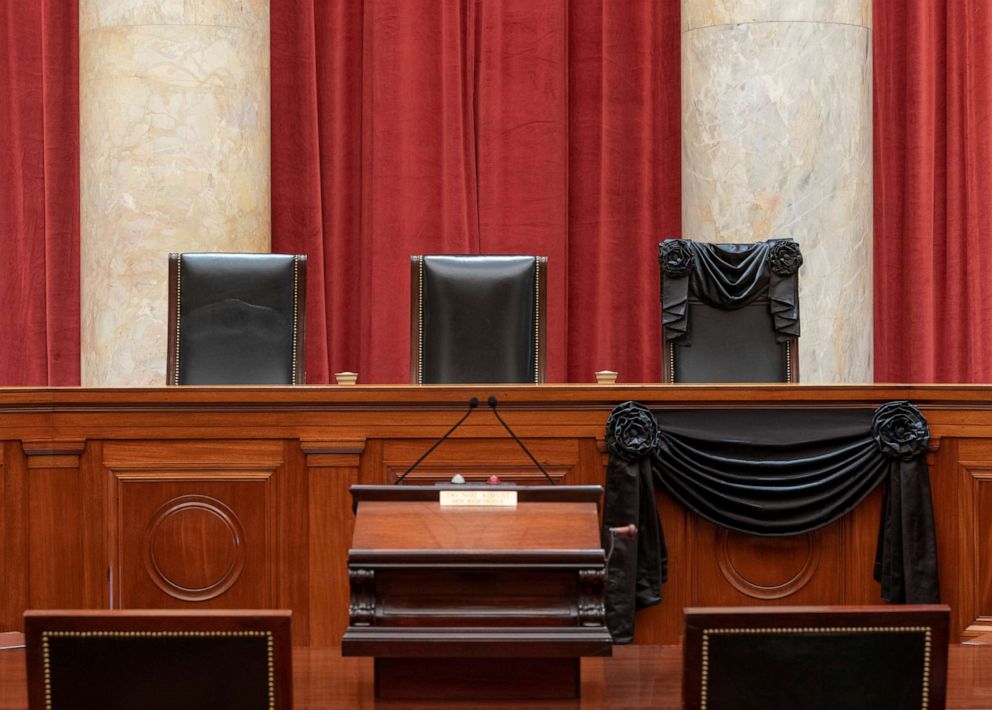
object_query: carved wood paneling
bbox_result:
[957,439,992,637]
[689,515,845,607]
[716,529,821,600]
[2,386,992,643]
[348,569,375,626]
[303,439,360,646]
[578,569,607,627]
[28,466,84,610]
[117,478,271,609]
[142,494,248,601]
[102,441,285,619]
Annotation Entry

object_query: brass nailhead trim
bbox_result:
[41,630,277,710]
[534,259,540,384]
[291,255,299,385]
[174,255,182,385]
[417,256,424,385]
[699,625,934,710]
[786,340,792,383]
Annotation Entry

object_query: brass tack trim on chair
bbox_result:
[174,254,182,385]
[291,255,299,385]
[534,259,540,384]
[417,255,424,385]
[40,630,277,710]
[785,340,792,383]
[699,625,933,710]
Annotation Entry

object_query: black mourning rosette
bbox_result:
[768,240,804,275]
[872,401,930,460]
[658,240,694,278]
[606,401,660,461]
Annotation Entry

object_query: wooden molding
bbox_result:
[21,439,85,469]
[301,439,366,468]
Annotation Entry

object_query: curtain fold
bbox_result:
[271,0,681,383]
[874,0,992,382]
[0,0,79,385]
[3,1,990,386]
[659,240,801,346]
[602,401,939,643]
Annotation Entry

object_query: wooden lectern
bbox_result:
[341,485,613,700]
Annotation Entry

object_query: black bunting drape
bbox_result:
[659,239,802,345]
[601,401,939,644]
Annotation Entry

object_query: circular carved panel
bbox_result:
[143,495,246,602]
[717,529,820,600]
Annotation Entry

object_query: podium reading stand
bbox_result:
[341,484,613,700]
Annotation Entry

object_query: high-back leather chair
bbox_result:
[167,253,307,385]
[410,255,547,384]
[25,610,292,710]
[658,238,801,383]
[683,605,950,710]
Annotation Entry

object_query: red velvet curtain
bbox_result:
[3,2,989,386]
[874,0,992,382]
[272,0,680,384]
[0,0,79,385]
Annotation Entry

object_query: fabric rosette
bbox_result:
[768,240,804,275]
[606,401,660,461]
[872,400,930,460]
[658,240,694,278]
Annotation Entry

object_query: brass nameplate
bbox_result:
[439,490,518,507]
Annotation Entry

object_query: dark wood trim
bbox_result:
[7,384,992,411]
[788,336,800,383]
[347,549,607,566]
[342,626,613,657]
[21,440,86,458]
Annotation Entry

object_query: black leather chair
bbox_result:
[25,610,292,710]
[410,255,547,384]
[167,253,306,385]
[659,238,802,383]
[683,605,950,710]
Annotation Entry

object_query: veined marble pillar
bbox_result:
[80,1,270,386]
[682,1,872,383]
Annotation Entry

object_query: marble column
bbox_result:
[80,1,270,386]
[682,0,872,383]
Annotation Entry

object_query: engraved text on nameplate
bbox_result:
[439,490,518,507]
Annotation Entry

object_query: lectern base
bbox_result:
[374,657,580,700]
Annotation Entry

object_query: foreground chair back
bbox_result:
[683,605,950,710]
[659,239,801,383]
[410,255,547,384]
[25,610,292,710]
[167,253,307,385]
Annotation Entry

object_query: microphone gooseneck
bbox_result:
[394,398,479,484]
[486,396,557,485]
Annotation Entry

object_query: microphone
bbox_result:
[486,396,557,485]
[395,398,479,485]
